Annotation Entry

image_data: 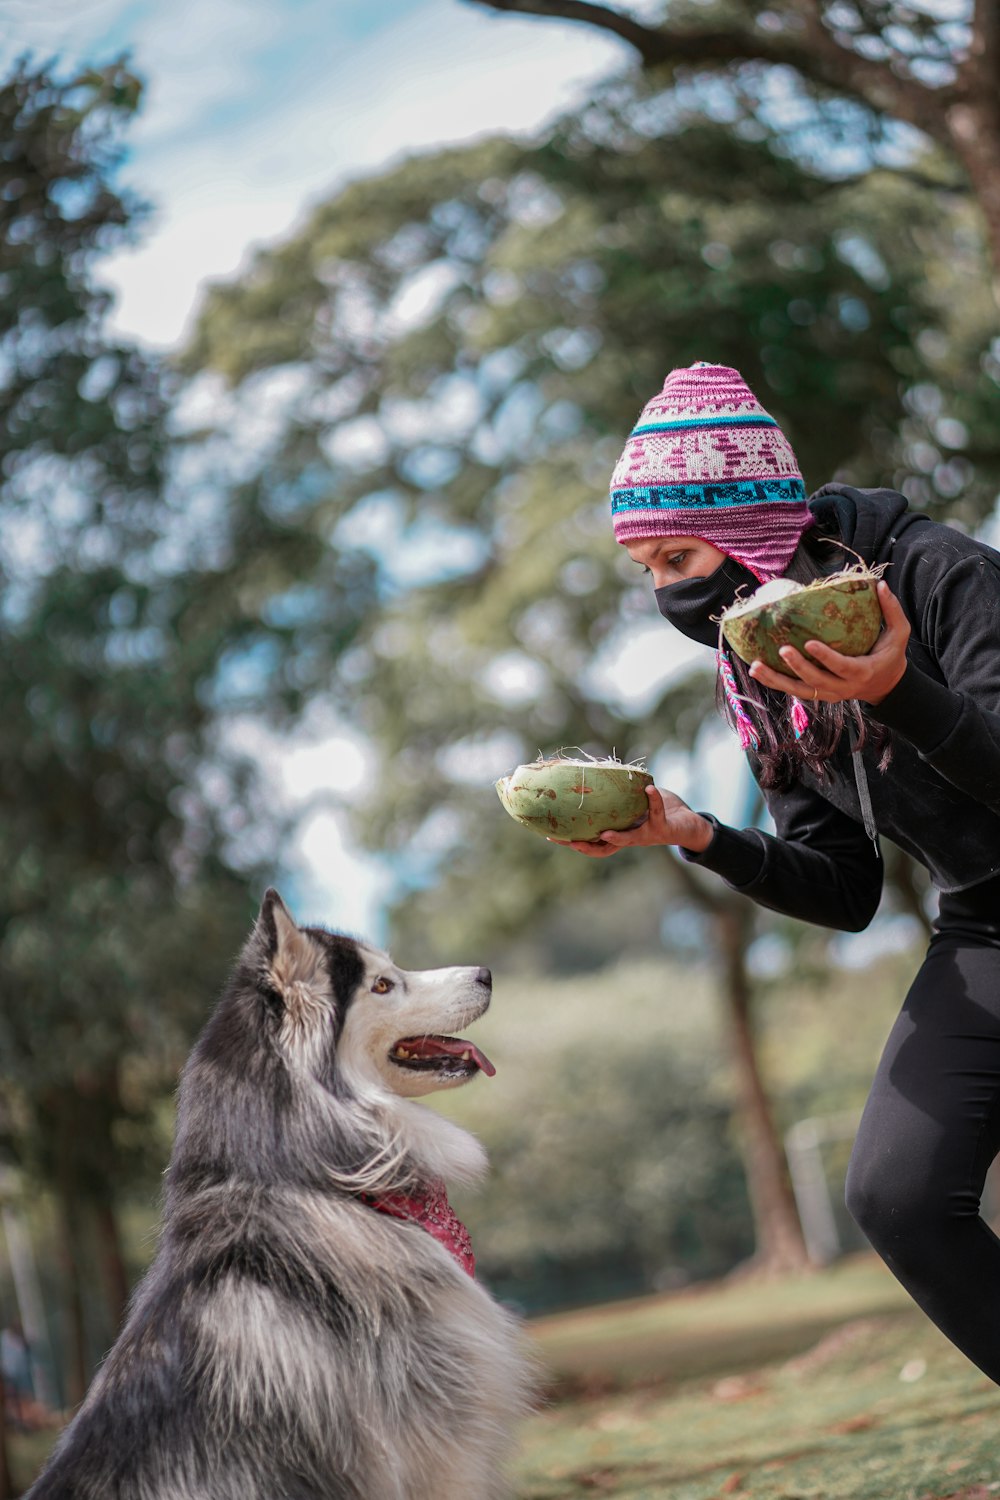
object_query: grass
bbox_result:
[5,945,988,1497]
[8,1429,55,1496]
[427,948,923,1293]
[518,1255,1000,1500]
[9,1254,998,1499]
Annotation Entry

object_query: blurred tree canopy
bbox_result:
[468,0,1000,277]
[0,55,240,1400]
[0,57,365,1400]
[184,76,1000,952]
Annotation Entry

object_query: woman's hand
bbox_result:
[548,785,713,858]
[747,580,910,705]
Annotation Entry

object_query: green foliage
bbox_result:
[423,946,915,1308]
[0,60,348,1386]
[0,58,162,482]
[0,57,372,1174]
[0,60,243,1183]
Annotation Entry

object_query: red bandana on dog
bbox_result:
[361,1178,476,1278]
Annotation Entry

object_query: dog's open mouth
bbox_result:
[389,1034,496,1078]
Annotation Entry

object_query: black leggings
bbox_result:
[845,872,1000,1382]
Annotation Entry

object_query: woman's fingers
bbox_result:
[547,786,690,856]
[874,581,910,647]
[640,783,676,836]
[748,657,826,696]
[877,578,905,624]
[748,580,911,705]
[788,639,853,677]
[750,648,859,703]
[546,836,621,857]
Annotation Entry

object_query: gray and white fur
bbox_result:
[26,889,533,1500]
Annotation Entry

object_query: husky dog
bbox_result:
[28,890,532,1500]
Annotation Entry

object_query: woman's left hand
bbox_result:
[747,580,910,705]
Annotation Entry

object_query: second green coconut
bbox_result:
[720,571,883,673]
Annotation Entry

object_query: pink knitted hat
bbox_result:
[610,363,812,579]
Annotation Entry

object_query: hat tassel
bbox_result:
[791,697,810,740]
[717,648,760,753]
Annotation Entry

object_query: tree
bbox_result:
[0,58,364,1401]
[467,0,1000,280]
[181,78,999,1272]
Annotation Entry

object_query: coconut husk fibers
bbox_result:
[496,755,653,842]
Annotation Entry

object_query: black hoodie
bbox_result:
[681,485,1000,931]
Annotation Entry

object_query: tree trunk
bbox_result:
[946,98,1000,290]
[670,824,811,1273]
[0,1370,13,1500]
[715,902,811,1273]
[94,1197,130,1337]
[885,846,933,941]
[54,1119,89,1409]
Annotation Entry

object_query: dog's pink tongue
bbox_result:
[405,1035,496,1077]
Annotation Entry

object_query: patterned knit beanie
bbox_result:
[610,363,812,579]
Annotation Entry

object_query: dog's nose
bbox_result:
[475,967,492,990]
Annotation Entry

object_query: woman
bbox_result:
[557,361,1000,1383]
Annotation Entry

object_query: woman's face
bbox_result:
[624,534,727,589]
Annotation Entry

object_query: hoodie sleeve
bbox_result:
[867,553,1000,812]
[678,778,882,931]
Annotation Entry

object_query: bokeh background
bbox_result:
[1,0,1000,1493]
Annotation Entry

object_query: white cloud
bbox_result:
[0,0,135,58]
[585,620,711,715]
[221,708,390,936]
[3,0,624,344]
[278,806,394,942]
[87,0,622,345]
[123,0,290,149]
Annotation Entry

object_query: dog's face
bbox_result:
[257,888,495,1099]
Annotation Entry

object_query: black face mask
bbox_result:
[654,558,761,647]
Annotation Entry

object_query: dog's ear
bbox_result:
[255,888,329,1010]
[257,887,297,956]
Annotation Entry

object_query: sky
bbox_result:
[1,0,625,347]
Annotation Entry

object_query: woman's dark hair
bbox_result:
[716,523,893,791]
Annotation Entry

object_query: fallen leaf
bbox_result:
[712,1374,766,1402]
[831,1414,877,1434]
[577,1471,619,1492]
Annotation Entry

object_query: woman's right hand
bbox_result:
[548,785,714,859]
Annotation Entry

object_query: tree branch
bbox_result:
[970,0,1000,90]
[465,0,681,62]
[466,0,950,142]
[786,0,948,135]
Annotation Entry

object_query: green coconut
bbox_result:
[719,569,883,673]
[496,756,653,842]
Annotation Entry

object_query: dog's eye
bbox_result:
[371,976,394,996]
